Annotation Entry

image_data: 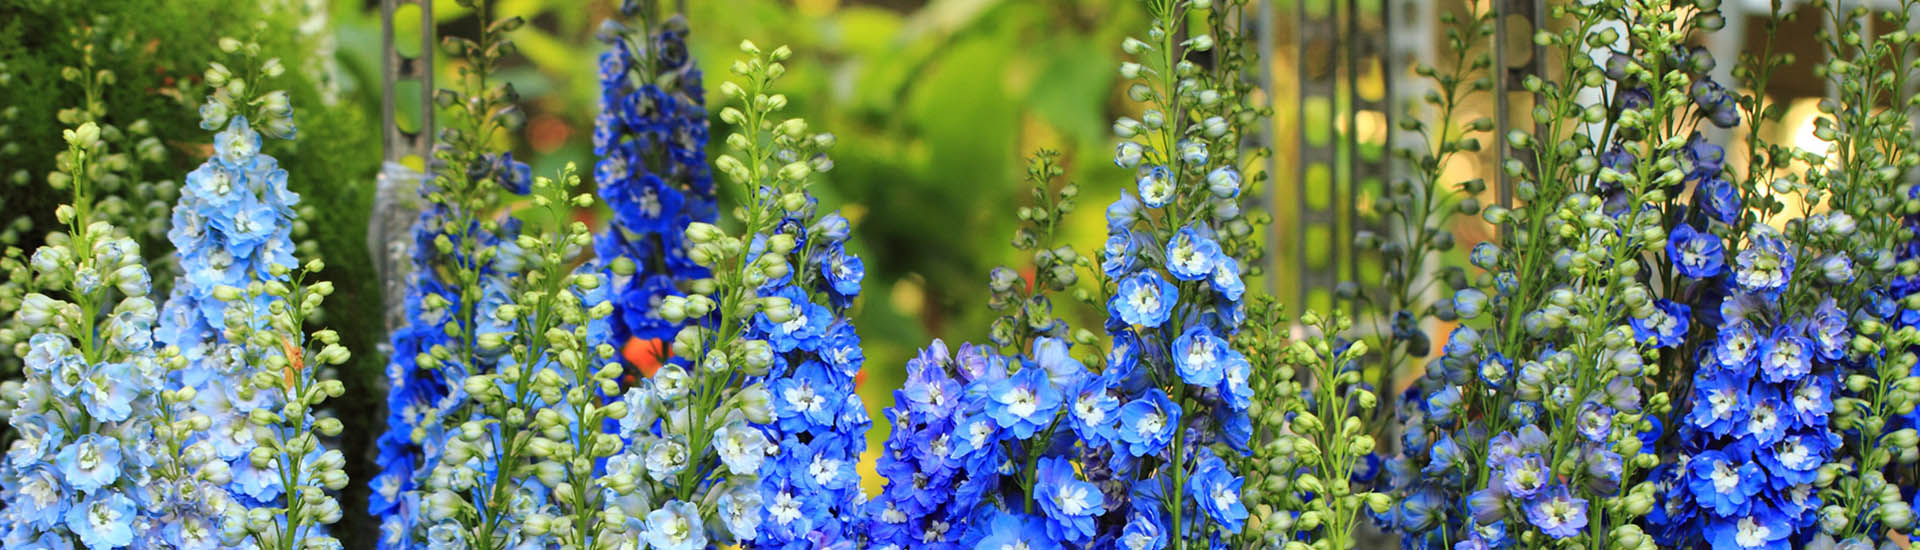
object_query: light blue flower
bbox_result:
[1165,226,1221,281]
[1113,271,1177,328]
[984,365,1062,439]
[1209,254,1245,302]
[56,434,123,493]
[1172,325,1228,386]
[65,490,135,549]
[1523,485,1587,540]
[718,483,764,540]
[1137,166,1174,208]
[1187,454,1247,533]
[643,500,706,550]
[1035,457,1105,544]
[7,465,69,529]
[976,510,1062,550]
[713,424,772,475]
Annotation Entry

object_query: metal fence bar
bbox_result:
[381,0,434,164]
[1259,0,1280,296]
[1297,0,1341,311]
[1493,0,1544,215]
[1347,0,1392,300]
[375,0,434,332]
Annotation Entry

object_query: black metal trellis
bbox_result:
[1294,0,1392,313]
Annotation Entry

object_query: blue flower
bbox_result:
[772,360,842,433]
[1682,132,1726,177]
[1172,325,1229,386]
[56,434,122,493]
[1744,396,1788,444]
[490,151,533,195]
[1688,372,1750,437]
[950,410,1003,464]
[1107,191,1144,232]
[1187,455,1248,533]
[1113,272,1177,328]
[643,500,707,550]
[1757,431,1829,482]
[1032,337,1089,390]
[1477,353,1513,388]
[1697,177,1743,225]
[1704,507,1793,550]
[66,490,135,549]
[1496,453,1548,498]
[1119,507,1168,550]
[1687,450,1763,516]
[1423,433,1466,478]
[1808,298,1849,361]
[1209,254,1245,302]
[1066,378,1120,449]
[1116,389,1180,457]
[1756,326,1812,383]
[1522,485,1587,539]
[1218,350,1254,412]
[1733,225,1795,296]
[984,365,1062,439]
[1165,226,1222,281]
[976,510,1062,550]
[1713,320,1761,370]
[1668,223,1726,278]
[1784,374,1834,427]
[1575,402,1615,443]
[762,290,831,354]
[1425,385,1464,428]
[1631,299,1691,348]
[821,242,865,297]
[1035,457,1105,544]
[1102,233,1142,279]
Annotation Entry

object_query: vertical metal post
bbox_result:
[381,0,435,165]
[1297,0,1392,311]
[1347,0,1391,300]
[374,0,435,332]
[1297,0,1340,312]
[1259,0,1280,297]
[1493,0,1545,216]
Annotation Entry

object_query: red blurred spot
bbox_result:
[528,115,572,154]
[855,369,868,389]
[624,337,667,378]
